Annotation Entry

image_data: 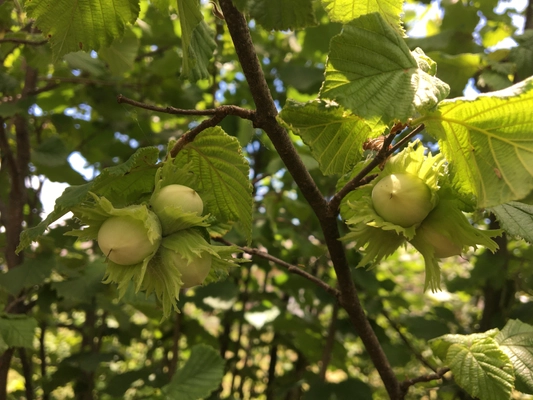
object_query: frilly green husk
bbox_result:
[410,199,503,292]
[103,229,241,319]
[68,193,162,247]
[341,141,502,291]
[150,160,211,236]
[344,141,444,240]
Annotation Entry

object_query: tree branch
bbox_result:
[218,2,402,397]
[117,94,254,119]
[400,368,450,395]
[216,238,340,298]
[319,302,340,380]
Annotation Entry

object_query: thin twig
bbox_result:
[381,308,437,372]
[400,368,450,395]
[117,94,255,119]
[168,113,226,157]
[327,124,425,216]
[216,238,340,298]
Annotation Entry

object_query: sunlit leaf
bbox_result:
[320,13,449,129]
[279,100,373,176]
[447,337,514,400]
[321,0,404,33]
[423,78,533,208]
[496,319,533,394]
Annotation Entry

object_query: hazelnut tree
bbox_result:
[1,0,533,399]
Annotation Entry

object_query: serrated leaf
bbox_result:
[320,13,449,129]
[177,0,216,81]
[321,0,403,33]
[163,344,224,400]
[496,319,533,394]
[0,314,38,348]
[279,100,373,176]
[446,337,514,400]
[249,0,317,31]
[423,77,533,208]
[430,330,500,361]
[174,127,252,243]
[490,202,533,243]
[26,0,140,61]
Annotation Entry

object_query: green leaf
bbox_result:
[174,127,253,243]
[422,78,533,208]
[320,13,449,129]
[249,0,317,31]
[446,337,514,400]
[279,100,373,176]
[321,0,403,33]
[163,344,224,400]
[0,254,55,295]
[17,147,159,252]
[63,52,107,76]
[177,0,216,81]
[430,330,500,361]
[26,0,140,61]
[98,29,140,75]
[496,319,533,394]
[510,30,533,81]
[52,261,107,304]
[490,202,533,243]
[0,314,38,348]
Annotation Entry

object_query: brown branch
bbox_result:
[381,308,437,372]
[216,238,340,298]
[169,113,227,157]
[328,124,425,216]
[168,312,182,378]
[218,1,402,398]
[400,368,450,395]
[18,348,34,400]
[0,38,47,45]
[319,302,340,380]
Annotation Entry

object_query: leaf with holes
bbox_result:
[423,77,533,208]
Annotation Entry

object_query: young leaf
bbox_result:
[490,202,533,243]
[174,127,253,243]
[446,337,515,400]
[26,0,140,61]
[496,319,533,394]
[162,344,225,400]
[321,0,404,33]
[177,0,217,81]
[279,100,373,176]
[320,13,449,129]
[423,77,533,208]
[0,314,38,349]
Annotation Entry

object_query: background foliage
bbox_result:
[1,0,533,399]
